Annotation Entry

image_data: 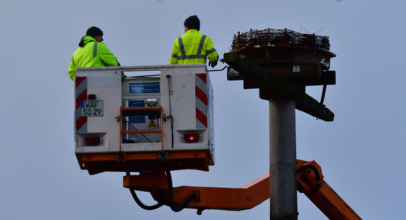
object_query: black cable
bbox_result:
[129,189,164,210]
[165,170,197,212]
[127,171,163,211]
[170,117,174,148]
[166,75,174,148]
[296,164,321,180]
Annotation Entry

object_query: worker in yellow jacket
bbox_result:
[170,15,219,67]
[69,26,119,80]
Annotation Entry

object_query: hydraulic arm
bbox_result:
[296,160,362,220]
[124,159,362,219]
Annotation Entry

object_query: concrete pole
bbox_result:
[269,99,298,220]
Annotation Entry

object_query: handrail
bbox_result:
[121,130,162,134]
[122,107,163,111]
[76,64,207,72]
[119,106,164,148]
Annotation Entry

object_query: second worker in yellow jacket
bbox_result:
[170,15,219,67]
[69,26,120,80]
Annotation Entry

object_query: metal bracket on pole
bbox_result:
[320,84,327,105]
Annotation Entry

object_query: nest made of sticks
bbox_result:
[232,28,330,52]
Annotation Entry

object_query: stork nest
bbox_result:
[231,28,330,52]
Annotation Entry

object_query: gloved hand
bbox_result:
[209,60,218,68]
[121,71,127,79]
[209,55,219,68]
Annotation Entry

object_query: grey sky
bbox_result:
[0,0,405,219]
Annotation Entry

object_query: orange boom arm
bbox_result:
[296,160,362,220]
[123,159,362,219]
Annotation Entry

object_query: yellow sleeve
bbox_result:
[205,36,218,63]
[68,55,76,80]
[169,39,179,64]
[98,42,119,66]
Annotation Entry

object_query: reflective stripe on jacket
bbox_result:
[169,29,218,65]
[68,36,118,80]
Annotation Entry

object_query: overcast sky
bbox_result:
[1,0,405,219]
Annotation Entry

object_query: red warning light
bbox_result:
[85,137,100,145]
[184,134,200,143]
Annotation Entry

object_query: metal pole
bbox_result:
[269,99,298,220]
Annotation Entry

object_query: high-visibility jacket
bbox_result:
[169,29,218,65]
[68,36,118,80]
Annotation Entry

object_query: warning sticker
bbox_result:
[148,120,157,127]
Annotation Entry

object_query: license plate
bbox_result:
[81,100,103,117]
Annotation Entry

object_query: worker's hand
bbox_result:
[121,72,127,79]
[209,60,218,68]
[209,55,219,68]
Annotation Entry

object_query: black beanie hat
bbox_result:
[78,26,103,47]
[86,26,103,37]
[184,15,200,31]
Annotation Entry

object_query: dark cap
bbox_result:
[86,26,103,37]
[184,15,200,31]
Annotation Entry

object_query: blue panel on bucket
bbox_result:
[129,82,160,94]
[128,100,145,123]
